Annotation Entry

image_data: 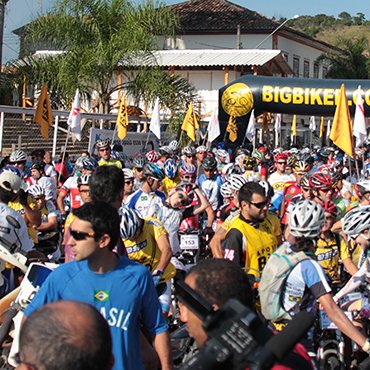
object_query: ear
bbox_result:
[212,303,219,312]
[98,234,111,249]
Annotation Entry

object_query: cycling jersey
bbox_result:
[161,175,181,196]
[223,213,279,276]
[216,201,238,226]
[59,175,82,210]
[197,174,222,211]
[316,233,351,281]
[38,176,58,202]
[123,218,176,282]
[126,189,165,219]
[98,158,122,169]
[268,172,295,195]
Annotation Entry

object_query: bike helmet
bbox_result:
[320,200,338,219]
[145,150,160,163]
[258,180,274,199]
[202,157,217,171]
[159,146,172,156]
[293,161,311,175]
[354,181,370,198]
[74,156,86,171]
[119,206,140,240]
[225,174,248,192]
[179,163,197,176]
[132,155,146,169]
[182,146,196,157]
[274,152,288,162]
[342,206,370,237]
[77,174,91,186]
[318,147,330,159]
[81,157,98,171]
[244,156,256,169]
[308,173,333,189]
[288,200,325,238]
[9,150,27,163]
[122,168,134,180]
[142,163,164,181]
[286,155,296,168]
[168,140,179,153]
[299,175,311,189]
[251,149,265,161]
[95,138,111,149]
[223,163,244,176]
[196,145,207,153]
[216,149,228,159]
[164,159,178,179]
[30,160,45,173]
[220,182,233,199]
[0,166,22,193]
[27,184,45,198]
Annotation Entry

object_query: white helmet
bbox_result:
[182,146,196,156]
[220,182,233,199]
[168,140,179,152]
[288,200,325,238]
[9,150,27,163]
[122,168,134,180]
[119,206,140,240]
[27,184,45,198]
[225,174,248,192]
[342,206,370,237]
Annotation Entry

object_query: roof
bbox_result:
[170,0,287,33]
[128,49,294,75]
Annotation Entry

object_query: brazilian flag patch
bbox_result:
[94,290,109,302]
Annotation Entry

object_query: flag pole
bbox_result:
[52,115,59,159]
[111,120,118,143]
[58,125,71,183]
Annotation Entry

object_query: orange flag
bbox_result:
[34,84,53,140]
[181,102,199,141]
[329,84,353,158]
[116,97,129,140]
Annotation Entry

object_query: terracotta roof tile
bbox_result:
[170,0,281,33]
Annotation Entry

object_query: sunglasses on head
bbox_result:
[247,199,270,209]
[70,229,95,241]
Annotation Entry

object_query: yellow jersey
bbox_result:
[98,159,122,169]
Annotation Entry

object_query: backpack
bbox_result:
[259,242,310,322]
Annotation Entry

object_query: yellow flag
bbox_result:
[319,116,324,138]
[329,84,353,158]
[181,102,199,141]
[34,84,53,140]
[291,114,297,136]
[226,115,238,142]
[116,97,129,140]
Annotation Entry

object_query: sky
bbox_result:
[3,0,370,63]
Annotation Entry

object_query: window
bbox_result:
[303,60,310,78]
[293,57,300,77]
[323,66,328,79]
[282,52,289,62]
[314,63,319,79]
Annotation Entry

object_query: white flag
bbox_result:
[309,116,316,132]
[245,109,255,142]
[149,97,161,140]
[207,107,220,142]
[67,89,81,141]
[274,113,281,132]
[353,86,367,147]
[326,120,331,139]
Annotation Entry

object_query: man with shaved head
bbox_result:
[17,301,114,370]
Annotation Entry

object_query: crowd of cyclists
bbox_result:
[2,137,370,369]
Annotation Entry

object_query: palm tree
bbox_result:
[316,36,370,79]
[12,0,195,115]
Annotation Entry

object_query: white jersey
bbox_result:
[268,172,295,195]
[0,202,33,252]
[38,176,58,202]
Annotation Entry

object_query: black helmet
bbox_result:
[30,160,45,173]
[202,157,217,171]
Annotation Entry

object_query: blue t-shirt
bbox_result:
[24,256,167,370]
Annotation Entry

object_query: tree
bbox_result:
[316,36,370,79]
[12,0,195,116]
[352,12,366,25]
[338,11,352,25]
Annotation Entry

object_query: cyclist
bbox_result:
[122,168,135,202]
[162,158,180,196]
[132,154,146,191]
[30,160,58,204]
[95,138,122,168]
[9,149,33,186]
[181,146,197,166]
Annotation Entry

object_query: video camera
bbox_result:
[175,279,314,370]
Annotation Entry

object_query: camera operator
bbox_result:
[178,259,313,369]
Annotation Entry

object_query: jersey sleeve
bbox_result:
[301,259,332,299]
[339,237,351,261]
[223,228,244,267]
[148,218,168,239]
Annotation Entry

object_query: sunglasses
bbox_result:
[79,189,90,193]
[98,147,110,152]
[247,199,270,209]
[135,168,143,172]
[177,192,189,205]
[183,175,196,180]
[186,155,195,158]
[277,161,287,165]
[319,187,333,193]
[125,180,134,185]
[70,229,95,241]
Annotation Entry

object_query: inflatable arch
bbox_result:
[218,75,370,146]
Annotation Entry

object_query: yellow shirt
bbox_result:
[316,233,351,281]
[123,217,176,282]
[161,175,181,196]
[9,196,38,244]
[98,158,122,169]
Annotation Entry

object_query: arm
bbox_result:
[209,226,226,258]
[342,257,358,276]
[153,331,173,370]
[155,234,173,272]
[204,205,215,227]
[193,187,210,216]
[57,191,67,214]
[319,293,367,348]
[23,202,41,227]
[223,228,244,267]
[36,214,58,232]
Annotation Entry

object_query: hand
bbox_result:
[203,226,214,237]
[18,189,28,206]
[152,269,163,287]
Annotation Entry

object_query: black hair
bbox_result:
[89,165,124,204]
[0,188,17,204]
[188,259,254,309]
[238,181,266,205]
[20,301,112,370]
[73,201,119,250]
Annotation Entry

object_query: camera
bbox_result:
[175,279,314,370]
